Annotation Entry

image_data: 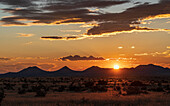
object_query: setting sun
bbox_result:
[113,65,120,69]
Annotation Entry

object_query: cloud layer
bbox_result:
[0,0,170,39]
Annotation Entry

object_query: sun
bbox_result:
[113,65,119,69]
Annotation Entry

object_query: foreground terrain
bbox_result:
[0,77,170,106]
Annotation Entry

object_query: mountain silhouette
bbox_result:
[84,66,101,71]
[130,64,170,76]
[135,64,168,71]
[83,66,114,76]
[1,66,49,77]
[0,64,169,77]
[50,66,80,76]
[57,66,74,72]
[17,66,49,77]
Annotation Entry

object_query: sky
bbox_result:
[0,0,170,73]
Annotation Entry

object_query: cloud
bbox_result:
[43,0,129,10]
[0,0,170,37]
[17,33,34,37]
[41,36,82,40]
[0,0,34,7]
[118,46,123,49]
[117,46,135,49]
[0,0,128,27]
[24,42,33,45]
[60,30,81,32]
[134,50,170,57]
[0,57,11,61]
[134,53,149,56]
[58,55,105,61]
[14,57,49,60]
[139,14,170,21]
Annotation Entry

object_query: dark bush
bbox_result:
[114,86,121,91]
[84,81,94,88]
[130,81,144,86]
[35,89,47,97]
[90,85,107,92]
[18,88,26,94]
[56,85,66,92]
[0,89,5,105]
[97,80,108,85]
[126,86,141,95]
[148,87,165,92]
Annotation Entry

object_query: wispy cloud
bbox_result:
[60,30,81,33]
[118,46,123,49]
[134,53,149,56]
[134,50,170,57]
[24,42,33,45]
[17,33,34,37]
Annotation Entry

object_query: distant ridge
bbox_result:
[0,64,170,77]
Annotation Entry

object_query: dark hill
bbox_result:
[0,64,169,77]
[17,66,49,77]
[83,66,114,76]
[50,66,81,77]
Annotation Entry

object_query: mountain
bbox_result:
[83,66,114,76]
[17,66,50,77]
[0,66,50,77]
[0,64,169,77]
[50,66,80,76]
[132,64,170,76]
[135,64,169,71]
[56,66,75,73]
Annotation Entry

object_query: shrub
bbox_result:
[126,86,141,95]
[0,89,5,105]
[130,81,144,86]
[35,89,47,97]
[18,88,26,94]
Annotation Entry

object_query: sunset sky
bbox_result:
[0,0,170,73]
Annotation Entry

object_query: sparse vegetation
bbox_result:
[0,77,169,105]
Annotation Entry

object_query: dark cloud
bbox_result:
[41,36,80,40]
[87,2,170,35]
[0,0,170,36]
[0,0,129,26]
[0,0,35,7]
[0,57,11,61]
[1,8,41,15]
[59,55,105,61]
[160,0,170,3]
[43,0,129,10]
